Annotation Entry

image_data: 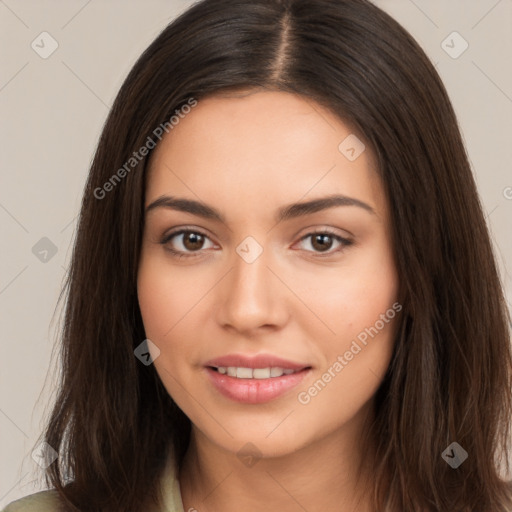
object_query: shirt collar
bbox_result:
[160,448,186,512]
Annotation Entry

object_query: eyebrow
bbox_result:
[145,194,376,223]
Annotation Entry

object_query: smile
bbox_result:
[205,366,311,404]
[211,366,301,379]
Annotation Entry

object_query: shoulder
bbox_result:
[1,490,61,512]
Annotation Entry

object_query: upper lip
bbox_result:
[204,353,311,370]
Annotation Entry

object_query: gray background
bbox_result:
[1,0,511,505]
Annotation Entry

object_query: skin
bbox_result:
[137,89,400,512]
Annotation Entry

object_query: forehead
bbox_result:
[145,90,385,220]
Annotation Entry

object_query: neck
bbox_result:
[178,405,376,512]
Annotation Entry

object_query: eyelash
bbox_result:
[159,227,353,260]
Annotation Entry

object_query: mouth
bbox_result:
[204,365,312,404]
[207,365,309,379]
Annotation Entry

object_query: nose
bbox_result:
[216,245,289,335]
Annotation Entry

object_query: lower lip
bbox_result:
[205,367,311,404]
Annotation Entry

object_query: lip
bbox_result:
[205,366,311,404]
[204,353,310,370]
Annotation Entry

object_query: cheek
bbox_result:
[137,263,174,339]
[295,237,399,417]
[137,254,209,340]
[296,294,399,429]
[297,239,398,343]
[137,255,191,344]
[137,259,196,396]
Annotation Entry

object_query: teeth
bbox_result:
[253,368,271,379]
[216,366,300,379]
[236,367,253,379]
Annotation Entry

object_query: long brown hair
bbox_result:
[39,0,512,510]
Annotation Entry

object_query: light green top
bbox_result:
[1,452,185,512]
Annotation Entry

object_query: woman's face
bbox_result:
[137,90,399,458]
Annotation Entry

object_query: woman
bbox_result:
[4,0,511,510]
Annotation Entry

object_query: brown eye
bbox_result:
[182,232,205,251]
[297,230,353,256]
[160,229,215,257]
[311,233,334,252]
